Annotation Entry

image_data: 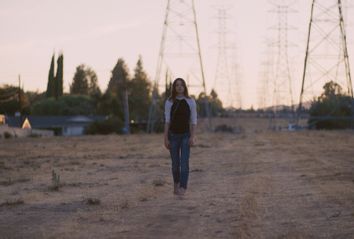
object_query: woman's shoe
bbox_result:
[177,187,186,195]
[174,183,180,195]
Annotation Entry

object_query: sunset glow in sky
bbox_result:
[0,0,353,108]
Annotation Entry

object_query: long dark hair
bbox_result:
[169,78,190,102]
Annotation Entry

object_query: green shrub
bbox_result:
[85,116,124,134]
[31,95,95,116]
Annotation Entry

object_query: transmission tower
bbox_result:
[269,0,297,129]
[341,0,351,28]
[212,5,242,109]
[297,0,353,125]
[230,45,242,109]
[213,6,231,107]
[147,0,210,133]
[258,38,274,110]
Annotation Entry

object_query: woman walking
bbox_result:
[164,78,197,195]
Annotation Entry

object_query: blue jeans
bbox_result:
[168,132,190,189]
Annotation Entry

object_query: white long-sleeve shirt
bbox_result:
[164,96,197,125]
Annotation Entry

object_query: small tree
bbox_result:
[197,89,223,117]
[309,81,353,129]
[106,58,130,98]
[70,65,90,95]
[129,57,152,122]
[106,58,130,132]
[0,85,30,115]
[87,68,101,96]
[210,89,223,115]
[70,64,101,97]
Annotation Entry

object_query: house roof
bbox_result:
[6,115,107,128]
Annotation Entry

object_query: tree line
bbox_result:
[0,53,224,133]
[1,54,353,130]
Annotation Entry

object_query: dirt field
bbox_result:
[1,118,354,239]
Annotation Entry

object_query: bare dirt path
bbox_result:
[1,129,354,238]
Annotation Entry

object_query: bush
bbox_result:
[85,198,101,205]
[4,132,12,139]
[214,124,234,133]
[85,116,124,134]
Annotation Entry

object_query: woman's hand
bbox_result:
[164,123,170,150]
[164,137,170,150]
[189,136,195,146]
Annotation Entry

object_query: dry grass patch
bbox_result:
[0,198,24,207]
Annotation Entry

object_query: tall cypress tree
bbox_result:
[46,54,55,98]
[55,53,64,99]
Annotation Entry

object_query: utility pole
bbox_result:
[18,75,22,114]
[123,89,130,134]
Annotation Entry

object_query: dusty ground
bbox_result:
[1,118,354,239]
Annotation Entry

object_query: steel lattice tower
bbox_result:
[230,46,242,109]
[213,6,231,107]
[298,0,353,122]
[212,5,242,109]
[258,38,274,110]
[269,0,297,129]
[147,0,210,133]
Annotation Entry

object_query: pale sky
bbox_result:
[0,0,353,108]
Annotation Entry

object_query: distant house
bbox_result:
[6,115,106,136]
[0,114,5,125]
[22,118,31,129]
